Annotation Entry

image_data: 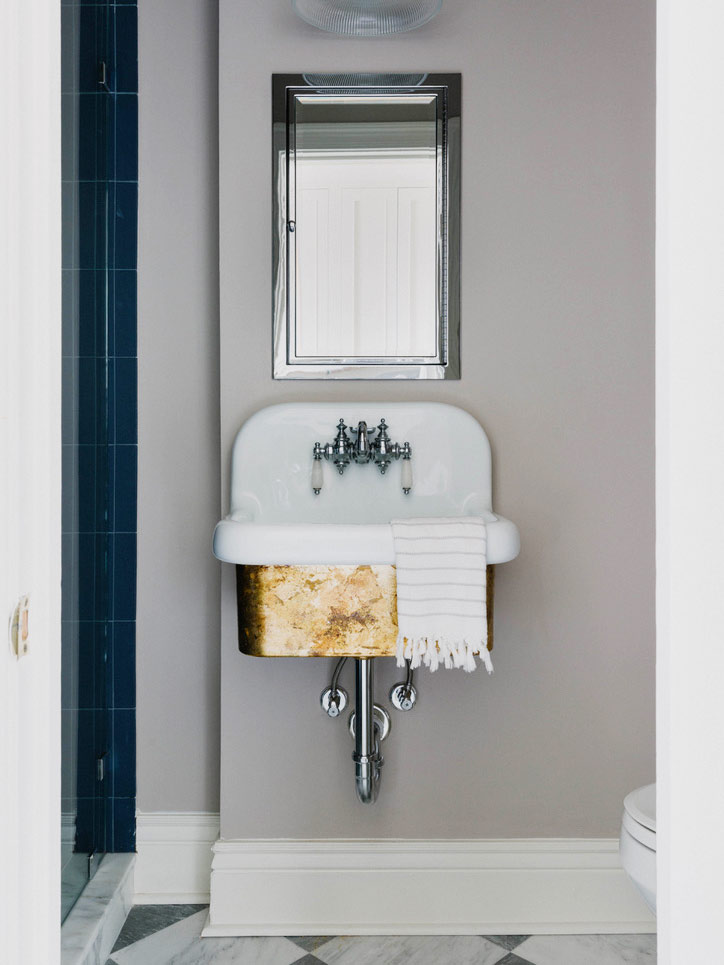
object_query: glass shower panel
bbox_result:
[61,0,112,922]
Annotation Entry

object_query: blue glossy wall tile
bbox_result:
[111,710,136,798]
[111,182,138,270]
[113,446,137,532]
[112,621,136,709]
[95,443,110,529]
[78,94,105,181]
[77,622,97,709]
[114,6,138,93]
[77,269,107,357]
[77,443,97,532]
[76,709,98,797]
[114,95,138,181]
[77,181,106,269]
[111,270,137,356]
[77,357,98,444]
[75,798,96,854]
[62,0,138,859]
[77,534,97,621]
[112,533,137,622]
[111,798,136,853]
[78,4,105,93]
[95,622,110,710]
[113,357,138,444]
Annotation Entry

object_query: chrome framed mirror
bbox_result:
[272,72,461,380]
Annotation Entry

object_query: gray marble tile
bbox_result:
[289,957,326,965]
[287,937,333,953]
[495,955,536,965]
[516,933,657,965]
[314,935,508,965]
[112,910,304,965]
[486,936,531,951]
[112,905,208,951]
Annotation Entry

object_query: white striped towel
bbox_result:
[391,516,491,673]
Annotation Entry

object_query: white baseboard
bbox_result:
[135,812,219,903]
[136,814,655,934]
[207,837,656,936]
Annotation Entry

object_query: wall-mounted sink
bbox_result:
[213,402,520,658]
[214,402,520,804]
[214,401,520,565]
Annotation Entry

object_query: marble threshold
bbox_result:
[61,854,135,965]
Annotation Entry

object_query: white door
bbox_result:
[0,0,62,962]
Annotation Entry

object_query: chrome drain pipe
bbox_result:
[353,658,383,804]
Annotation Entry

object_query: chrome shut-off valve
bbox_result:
[312,418,412,496]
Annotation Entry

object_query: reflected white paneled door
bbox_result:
[296,155,436,359]
[296,188,330,357]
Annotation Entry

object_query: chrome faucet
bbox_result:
[352,421,372,463]
[312,417,412,495]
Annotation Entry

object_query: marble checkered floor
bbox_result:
[107,906,656,964]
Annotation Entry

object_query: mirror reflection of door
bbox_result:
[296,153,437,358]
[294,94,438,361]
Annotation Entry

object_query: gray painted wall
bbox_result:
[137,0,220,812]
[139,0,656,835]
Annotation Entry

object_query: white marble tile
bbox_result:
[112,911,303,965]
[61,854,135,965]
[516,933,657,965]
[167,935,310,965]
[314,935,508,965]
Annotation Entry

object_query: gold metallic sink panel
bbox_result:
[236,564,495,658]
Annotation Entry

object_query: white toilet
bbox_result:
[619,783,656,913]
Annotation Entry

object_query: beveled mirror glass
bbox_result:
[272,73,461,379]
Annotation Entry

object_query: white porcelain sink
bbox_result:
[213,402,520,566]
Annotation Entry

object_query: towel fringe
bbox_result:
[396,634,493,675]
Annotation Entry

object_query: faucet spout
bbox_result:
[354,421,371,463]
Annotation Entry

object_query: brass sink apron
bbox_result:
[236,564,495,658]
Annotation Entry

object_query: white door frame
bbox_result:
[1,0,724,961]
[656,1,724,961]
[0,0,62,962]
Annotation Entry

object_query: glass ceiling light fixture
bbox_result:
[291,0,443,37]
